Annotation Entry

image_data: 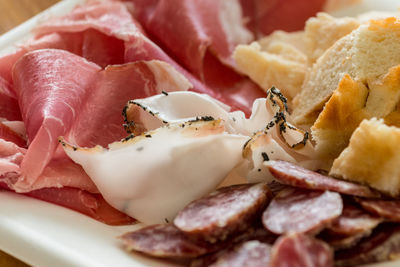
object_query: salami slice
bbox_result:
[209,240,271,267]
[262,188,343,235]
[327,202,382,236]
[121,224,210,258]
[269,233,334,267]
[174,183,272,242]
[318,202,382,250]
[191,225,277,267]
[266,160,379,198]
[357,198,400,222]
[335,224,400,266]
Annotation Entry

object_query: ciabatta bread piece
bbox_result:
[304,13,360,63]
[292,17,400,125]
[330,118,400,197]
[311,65,400,159]
[234,31,307,99]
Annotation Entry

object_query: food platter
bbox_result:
[0,0,400,266]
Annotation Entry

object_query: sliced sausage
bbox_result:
[174,183,272,242]
[357,198,400,222]
[318,202,382,250]
[327,202,382,235]
[266,160,379,198]
[262,187,343,235]
[269,233,334,267]
[209,240,271,267]
[319,230,367,250]
[336,223,400,266]
[121,224,210,258]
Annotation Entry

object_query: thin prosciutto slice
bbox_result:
[32,0,225,114]
[0,121,26,148]
[67,60,192,148]
[26,30,126,69]
[34,0,142,41]
[129,0,265,116]
[25,187,134,225]
[13,49,101,191]
[11,48,191,192]
[132,0,253,76]
[240,0,327,37]
[0,77,21,121]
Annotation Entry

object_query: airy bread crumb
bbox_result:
[292,17,400,125]
[330,118,400,197]
[311,65,400,159]
[234,32,307,99]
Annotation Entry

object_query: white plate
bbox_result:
[0,0,400,266]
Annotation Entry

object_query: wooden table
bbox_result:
[0,0,60,265]
[0,0,59,34]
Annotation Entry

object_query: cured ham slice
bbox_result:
[0,50,25,85]
[34,0,142,41]
[12,49,101,192]
[10,47,191,193]
[62,119,247,224]
[0,1,132,85]
[0,77,21,121]
[133,0,253,76]
[0,139,132,225]
[0,139,25,179]
[0,122,26,148]
[25,187,134,225]
[240,0,326,37]
[67,60,192,148]
[129,0,265,116]
[26,30,125,68]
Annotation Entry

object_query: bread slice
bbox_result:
[330,118,400,197]
[311,65,400,159]
[311,74,369,159]
[292,17,400,125]
[234,32,307,99]
[303,13,360,63]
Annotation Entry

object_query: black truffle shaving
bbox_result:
[261,152,269,161]
[122,134,135,142]
[162,90,169,96]
[274,112,286,123]
[270,86,289,112]
[242,138,252,150]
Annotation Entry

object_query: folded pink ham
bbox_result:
[240,0,327,37]
[0,0,326,224]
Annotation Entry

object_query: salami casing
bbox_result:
[174,183,272,242]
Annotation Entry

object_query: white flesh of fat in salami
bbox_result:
[61,119,247,224]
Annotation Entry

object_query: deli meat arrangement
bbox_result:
[3,0,400,266]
